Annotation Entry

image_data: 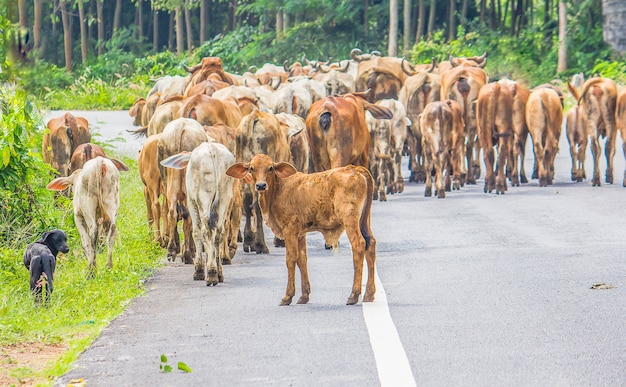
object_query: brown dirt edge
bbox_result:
[0,343,67,386]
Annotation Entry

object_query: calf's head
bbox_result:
[226,154,297,192]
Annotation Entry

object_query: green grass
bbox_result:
[0,158,164,385]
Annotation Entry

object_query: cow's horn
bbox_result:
[184,64,202,73]
[248,65,257,73]
[370,50,382,57]
[338,60,350,73]
[449,54,459,67]
[316,62,330,74]
[401,58,416,76]
[283,60,290,72]
[428,57,437,73]
[350,48,363,61]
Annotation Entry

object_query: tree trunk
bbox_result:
[60,0,72,71]
[416,0,425,43]
[185,1,193,51]
[168,11,175,52]
[602,0,626,54]
[97,0,104,56]
[448,0,456,41]
[78,0,88,64]
[427,0,436,38]
[489,0,496,28]
[557,1,567,72]
[276,10,283,39]
[153,6,159,52]
[479,0,486,24]
[403,0,411,52]
[461,0,468,28]
[176,6,184,55]
[200,0,209,43]
[33,0,43,55]
[18,0,26,27]
[113,0,122,34]
[283,10,289,31]
[364,0,369,36]
[389,0,398,56]
[135,0,144,41]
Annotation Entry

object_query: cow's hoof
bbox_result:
[363,292,375,302]
[243,244,252,253]
[296,295,309,304]
[183,252,193,264]
[274,237,285,248]
[346,292,360,305]
[520,175,528,184]
[221,256,232,265]
[166,252,176,262]
[592,176,600,186]
[193,270,204,281]
[424,188,432,197]
[254,244,269,254]
[280,296,293,306]
[218,272,224,282]
[437,190,445,198]
[206,270,219,286]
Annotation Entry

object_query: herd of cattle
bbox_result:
[39,49,626,304]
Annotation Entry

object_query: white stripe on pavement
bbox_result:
[362,266,417,387]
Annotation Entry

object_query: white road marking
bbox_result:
[363,265,417,387]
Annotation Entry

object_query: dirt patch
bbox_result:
[0,343,67,386]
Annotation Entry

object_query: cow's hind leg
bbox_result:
[280,235,299,306]
[362,232,377,303]
[76,214,98,278]
[295,235,311,304]
[345,224,366,305]
[105,223,116,269]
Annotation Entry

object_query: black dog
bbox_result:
[23,229,70,302]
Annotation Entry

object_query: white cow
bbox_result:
[46,156,123,276]
[160,141,236,285]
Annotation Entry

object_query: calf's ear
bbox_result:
[109,158,129,172]
[46,170,79,191]
[274,162,298,178]
[160,152,191,169]
[225,162,250,179]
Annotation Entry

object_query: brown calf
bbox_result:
[43,112,91,177]
[226,154,377,306]
[526,87,563,187]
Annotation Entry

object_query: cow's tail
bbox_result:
[95,157,112,230]
[567,81,580,103]
[357,166,375,250]
[487,82,500,139]
[578,78,605,105]
[65,112,78,147]
[208,151,221,230]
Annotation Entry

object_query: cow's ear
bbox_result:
[109,158,129,172]
[160,152,191,169]
[226,162,250,179]
[366,104,393,120]
[274,162,297,178]
[46,172,77,191]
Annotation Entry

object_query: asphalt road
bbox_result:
[51,111,626,386]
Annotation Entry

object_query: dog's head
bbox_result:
[37,229,70,257]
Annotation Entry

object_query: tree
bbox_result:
[415,0,425,43]
[389,0,398,56]
[448,0,456,41]
[78,0,88,65]
[60,0,72,71]
[427,0,435,38]
[97,0,104,56]
[403,0,411,52]
[33,0,43,57]
[557,1,567,72]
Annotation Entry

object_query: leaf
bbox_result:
[177,362,192,373]
[162,364,173,373]
[160,354,168,363]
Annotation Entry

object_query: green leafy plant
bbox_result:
[159,354,192,373]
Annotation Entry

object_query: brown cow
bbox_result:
[306,92,393,173]
[438,52,488,75]
[226,154,377,306]
[181,94,243,129]
[565,82,588,182]
[158,118,209,262]
[129,98,146,127]
[235,110,292,254]
[398,69,442,183]
[419,100,466,198]
[184,57,239,88]
[571,77,617,186]
[366,99,410,201]
[275,113,311,174]
[138,134,167,246]
[43,112,91,177]
[498,79,530,186]
[616,87,626,186]
[526,87,563,187]
[47,157,123,276]
[69,143,128,174]
[476,81,515,194]
[364,56,407,102]
[441,65,488,184]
